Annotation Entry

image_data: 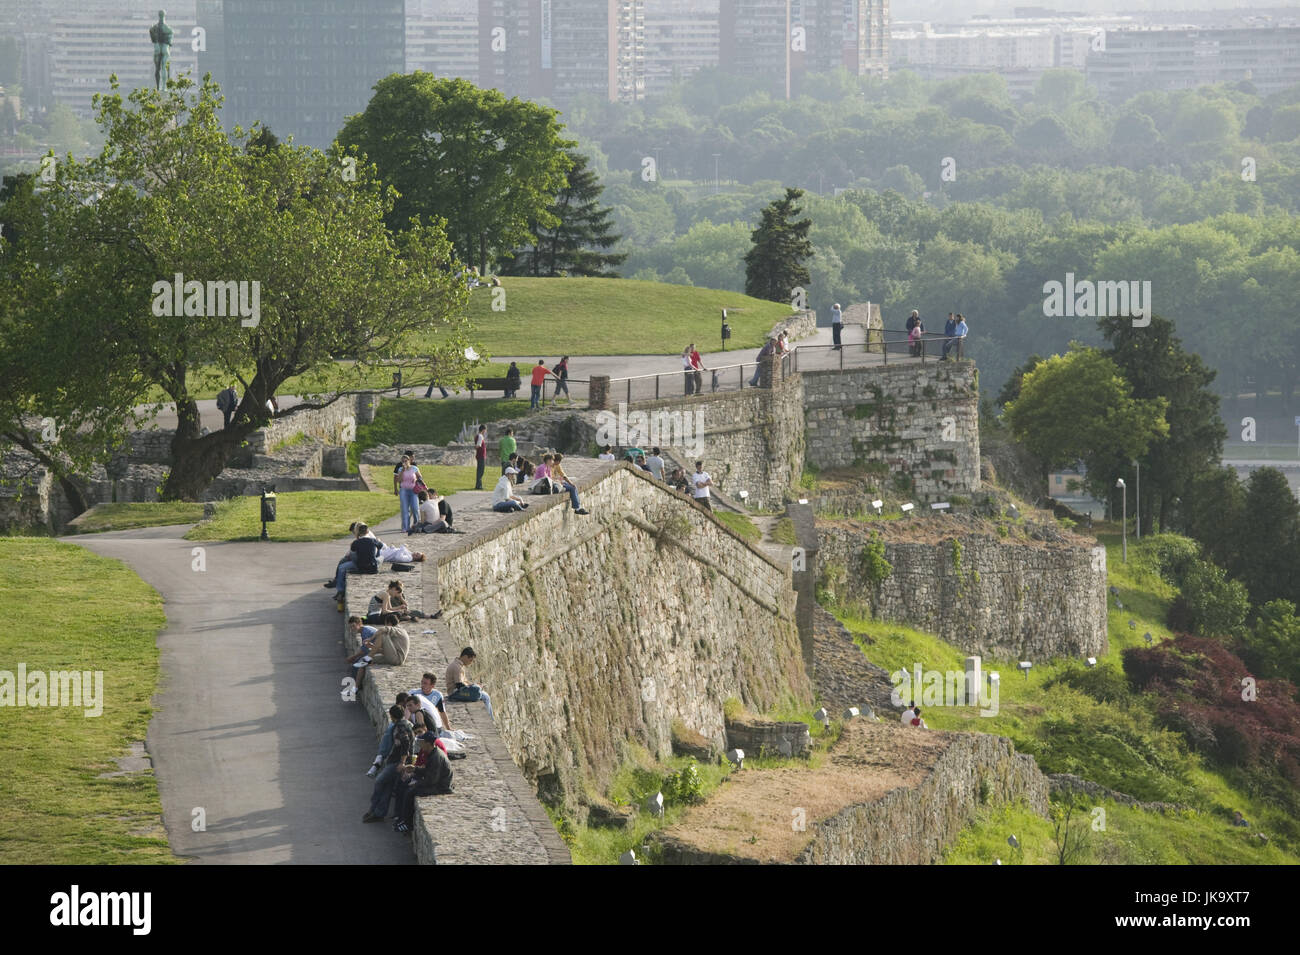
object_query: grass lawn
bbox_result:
[0,538,178,863]
[418,277,796,357]
[70,501,206,534]
[714,510,760,542]
[349,397,534,470]
[363,464,480,497]
[185,491,396,542]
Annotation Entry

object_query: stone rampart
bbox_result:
[802,362,980,501]
[435,464,811,811]
[816,520,1108,660]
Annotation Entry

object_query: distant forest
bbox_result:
[564,67,1300,406]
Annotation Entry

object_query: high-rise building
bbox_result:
[721,0,887,99]
[643,0,719,98]
[478,1,644,106]
[196,0,405,149]
[1086,27,1300,100]
[477,0,545,101]
[406,0,478,83]
[719,0,791,99]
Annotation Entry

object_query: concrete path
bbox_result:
[71,524,414,864]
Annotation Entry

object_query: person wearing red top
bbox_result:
[529,360,549,410]
[474,424,487,490]
[689,344,704,395]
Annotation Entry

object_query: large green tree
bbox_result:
[1229,468,1300,608]
[1003,346,1169,499]
[1100,313,1226,532]
[501,151,626,277]
[744,186,812,305]
[8,75,472,502]
[338,73,574,274]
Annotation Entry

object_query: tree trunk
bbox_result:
[479,232,487,275]
[3,429,90,516]
[160,397,258,501]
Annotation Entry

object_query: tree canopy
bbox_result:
[338,73,575,274]
[2,74,472,501]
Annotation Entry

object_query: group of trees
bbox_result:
[338,73,625,278]
[0,71,639,504]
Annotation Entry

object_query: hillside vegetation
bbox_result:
[832,532,1300,864]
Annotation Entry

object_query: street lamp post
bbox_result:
[1116,477,1127,563]
[712,153,720,195]
[1134,459,1141,539]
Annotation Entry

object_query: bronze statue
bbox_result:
[149,10,174,90]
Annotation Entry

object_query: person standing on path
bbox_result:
[749,336,777,387]
[952,314,969,360]
[529,360,549,410]
[941,313,957,360]
[831,303,843,350]
[498,427,516,475]
[474,424,487,490]
[682,346,695,396]
[689,344,704,395]
[691,461,713,512]
[554,356,570,400]
[217,383,239,429]
[395,455,423,534]
[504,361,521,398]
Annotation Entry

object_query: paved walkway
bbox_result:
[71,525,414,864]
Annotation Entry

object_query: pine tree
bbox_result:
[744,187,812,304]
[503,152,626,277]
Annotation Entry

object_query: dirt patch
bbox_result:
[657,721,952,863]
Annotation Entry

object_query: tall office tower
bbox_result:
[477,0,545,101]
[196,0,405,149]
[643,0,719,98]
[406,0,478,82]
[47,2,200,118]
[549,0,644,106]
[719,0,791,99]
[478,1,644,107]
[792,0,887,87]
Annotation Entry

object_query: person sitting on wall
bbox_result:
[367,613,410,666]
[392,732,455,832]
[364,704,406,778]
[333,522,383,612]
[445,647,494,718]
[412,490,449,533]
[365,580,426,624]
[491,470,529,513]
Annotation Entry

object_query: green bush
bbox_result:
[1046,663,1132,704]
[861,532,893,586]
[1177,558,1250,638]
[1135,534,1201,589]
[662,762,705,806]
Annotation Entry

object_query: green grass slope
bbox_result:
[431,277,796,357]
[832,532,1300,864]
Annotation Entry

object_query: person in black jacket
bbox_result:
[392,733,454,832]
[504,362,521,398]
[216,384,238,429]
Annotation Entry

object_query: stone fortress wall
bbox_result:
[434,464,812,811]
[816,522,1108,660]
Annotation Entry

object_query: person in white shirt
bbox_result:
[597,445,616,462]
[647,448,665,482]
[410,673,453,732]
[412,490,446,533]
[692,461,713,512]
[900,703,916,725]
[831,302,843,350]
[491,473,527,512]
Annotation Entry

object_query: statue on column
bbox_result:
[149,10,174,90]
